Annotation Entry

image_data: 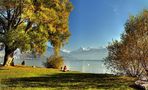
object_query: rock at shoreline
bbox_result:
[135,80,148,90]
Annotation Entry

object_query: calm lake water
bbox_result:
[64,60,111,73]
[0,58,111,74]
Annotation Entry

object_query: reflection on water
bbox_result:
[0,58,111,74]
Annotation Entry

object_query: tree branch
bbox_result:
[0,13,8,20]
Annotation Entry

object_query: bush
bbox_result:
[44,55,64,69]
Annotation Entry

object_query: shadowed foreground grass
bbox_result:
[0,66,137,90]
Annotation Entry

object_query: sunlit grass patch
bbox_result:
[0,66,137,90]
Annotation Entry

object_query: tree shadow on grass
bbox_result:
[1,73,136,89]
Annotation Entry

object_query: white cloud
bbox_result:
[61,49,71,53]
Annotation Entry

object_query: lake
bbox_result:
[0,58,111,74]
[64,60,111,73]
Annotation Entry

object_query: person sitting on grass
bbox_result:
[63,65,67,72]
[21,61,25,65]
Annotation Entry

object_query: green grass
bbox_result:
[0,66,138,90]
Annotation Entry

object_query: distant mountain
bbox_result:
[44,46,70,57]
[65,47,108,60]
[40,46,108,61]
[0,46,108,61]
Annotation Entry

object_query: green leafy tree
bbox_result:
[48,0,73,56]
[0,0,49,66]
[0,0,73,66]
[44,0,73,69]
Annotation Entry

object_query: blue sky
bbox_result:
[63,0,148,51]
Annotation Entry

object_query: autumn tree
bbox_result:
[43,0,73,69]
[0,0,73,66]
[105,10,148,77]
[0,0,49,66]
[47,0,73,56]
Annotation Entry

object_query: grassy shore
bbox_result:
[0,66,137,90]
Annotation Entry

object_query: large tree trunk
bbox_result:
[54,46,60,57]
[3,46,15,66]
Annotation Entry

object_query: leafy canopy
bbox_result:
[0,0,73,55]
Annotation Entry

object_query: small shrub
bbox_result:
[44,55,64,69]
